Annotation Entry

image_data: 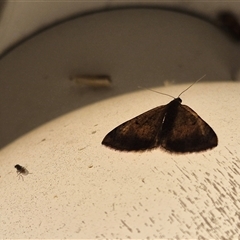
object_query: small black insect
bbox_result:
[15,164,29,179]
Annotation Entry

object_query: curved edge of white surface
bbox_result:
[1,8,238,149]
[0,81,239,238]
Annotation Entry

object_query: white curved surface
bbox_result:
[0,82,240,238]
[0,8,240,238]
[1,8,238,149]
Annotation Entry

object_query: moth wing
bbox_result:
[161,104,218,153]
[102,105,167,151]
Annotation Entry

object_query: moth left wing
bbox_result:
[102,105,167,151]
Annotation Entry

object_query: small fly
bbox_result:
[15,164,29,180]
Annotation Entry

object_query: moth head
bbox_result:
[175,97,182,104]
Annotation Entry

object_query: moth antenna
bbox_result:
[138,86,175,99]
[178,74,206,98]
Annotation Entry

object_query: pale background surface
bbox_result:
[0,3,240,239]
[0,82,239,238]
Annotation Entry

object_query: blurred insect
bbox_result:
[15,164,30,180]
[70,75,111,88]
[217,11,240,41]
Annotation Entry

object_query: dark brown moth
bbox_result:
[15,164,29,179]
[102,80,218,153]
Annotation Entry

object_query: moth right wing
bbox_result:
[102,105,167,151]
[161,104,218,153]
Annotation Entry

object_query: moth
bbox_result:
[102,78,218,153]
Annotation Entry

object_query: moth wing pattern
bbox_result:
[102,105,167,151]
[161,104,218,153]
